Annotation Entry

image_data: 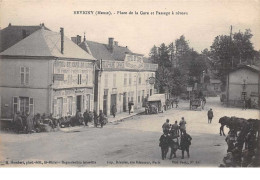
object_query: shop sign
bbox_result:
[53,74,64,81]
[124,54,144,69]
[187,87,192,91]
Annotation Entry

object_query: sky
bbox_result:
[1,0,260,56]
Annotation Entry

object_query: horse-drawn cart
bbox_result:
[190,99,202,110]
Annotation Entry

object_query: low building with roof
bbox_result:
[0,27,96,120]
[226,65,259,108]
[76,35,158,115]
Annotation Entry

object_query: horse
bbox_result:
[219,116,248,136]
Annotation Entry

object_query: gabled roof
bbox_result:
[79,41,114,60]
[0,24,50,52]
[111,45,132,61]
[230,65,259,73]
[0,28,96,60]
[79,40,132,61]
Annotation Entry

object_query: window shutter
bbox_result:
[25,67,29,85]
[90,94,94,111]
[20,67,25,84]
[13,97,18,114]
[53,99,57,117]
[72,96,76,115]
[63,97,67,116]
[29,98,34,115]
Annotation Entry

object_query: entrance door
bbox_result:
[76,95,82,112]
[110,94,117,115]
[103,94,108,115]
[123,92,127,112]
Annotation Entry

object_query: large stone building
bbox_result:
[76,36,158,115]
[226,65,259,107]
[0,27,96,119]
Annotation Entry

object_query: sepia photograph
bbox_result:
[0,0,259,168]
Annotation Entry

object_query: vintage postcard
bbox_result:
[0,0,259,168]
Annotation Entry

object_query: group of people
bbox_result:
[159,118,192,160]
[12,109,108,134]
[69,109,108,128]
[165,98,179,110]
[242,98,258,110]
[13,111,57,133]
[92,110,107,128]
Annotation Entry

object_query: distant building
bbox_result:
[205,79,221,96]
[227,65,259,107]
[77,36,158,115]
[0,27,96,119]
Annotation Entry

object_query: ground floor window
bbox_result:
[138,91,141,103]
[57,97,63,117]
[13,96,34,115]
[68,96,73,115]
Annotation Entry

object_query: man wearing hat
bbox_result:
[179,117,186,136]
[207,108,214,124]
[180,130,192,159]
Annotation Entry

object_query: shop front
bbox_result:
[53,88,93,118]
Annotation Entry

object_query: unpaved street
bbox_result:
[0,97,258,167]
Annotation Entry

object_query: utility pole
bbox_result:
[226,25,232,107]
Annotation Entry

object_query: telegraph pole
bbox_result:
[226,25,232,107]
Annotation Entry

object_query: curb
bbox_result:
[108,112,143,124]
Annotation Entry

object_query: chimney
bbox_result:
[22,29,27,39]
[83,32,86,41]
[60,28,64,54]
[76,35,81,44]
[71,37,77,44]
[108,37,114,53]
[8,23,12,27]
[114,41,118,46]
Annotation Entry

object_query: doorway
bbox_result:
[76,95,82,112]
[123,92,127,112]
[110,94,117,115]
[103,94,108,115]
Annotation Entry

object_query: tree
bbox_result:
[149,45,159,63]
[210,29,256,85]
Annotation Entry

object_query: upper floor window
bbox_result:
[21,67,29,85]
[78,74,82,84]
[129,73,132,85]
[85,71,89,85]
[124,73,127,86]
[113,73,116,87]
[105,73,109,87]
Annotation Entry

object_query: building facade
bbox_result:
[227,65,259,107]
[78,37,158,115]
[0,27,96,120]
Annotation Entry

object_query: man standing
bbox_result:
[179,117,186,136]
[128,102,132,115]
[99,110,105,128]
[171,121,179,136]
[159,130,171,160]
[207,108,214,124]
[83,109,89,126]
[111,104,117,118]
[162,119,170,133]
[180,130,192,159]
